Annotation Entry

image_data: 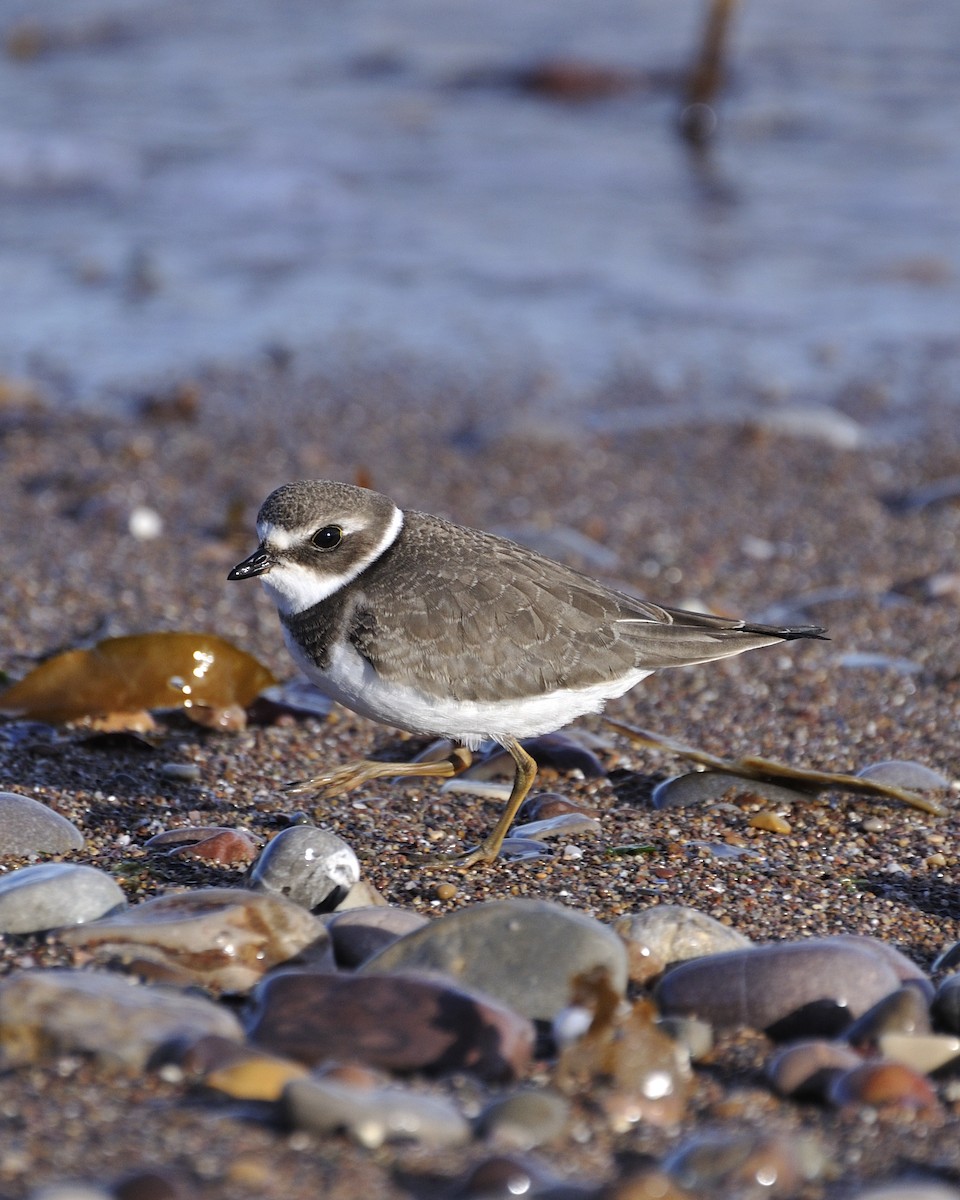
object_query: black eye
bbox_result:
[311,525,343,551]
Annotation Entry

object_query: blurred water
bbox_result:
[1,0,958,433]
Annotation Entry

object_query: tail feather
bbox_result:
[618,604,828,672]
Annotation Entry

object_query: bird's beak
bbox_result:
[228,546,274,580]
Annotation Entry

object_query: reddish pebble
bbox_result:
[828,1061,939,1111]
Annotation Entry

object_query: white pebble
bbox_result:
[128,505,163,540]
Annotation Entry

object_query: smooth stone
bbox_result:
[657,1015,714,1062]
[844,985,933,1048]
[324,905,429,968]
[514,793,600,823]
[613,905,752,986]
[0,863,126,933]
[248,969,533,1081]
[655,938,903,1038]
[360,898,628,1021]
[476,1089,570,1149]
[27,1188,113,1200]
[332,879,389,910]
[878,1032,960,1075]
[933,943,960,972]
[248,825,360,912]
[855,760,950,790]
[458,1154,581,1199]
[113,1168,197,1200]
[204,1049,310,1101]
[284,1074,470,1148]
[847,1187,960,1200]
[766,1039,863,1100]
[827,1061,939,1110]
[651,771,811,810]
[147,825,261,864]
[61,886,327,993]
[0,791,85,856]
[832,935,931,992]
[0,968,243,1071]
[664,1128,824,1194]
[932,973,960,1033]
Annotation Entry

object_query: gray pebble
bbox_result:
[651,770,811,809]
[0,863,126,934]
[360,897,628,1021]
[0,791,84,856]
[844,984,932,1048]
[248,825,360,912]
[932,972,960,1034]
[0,967,243,1070]
[283,1074,470,1148]
[655,937,905,1039]
[27,1187,113,1200]
[476,1088,569,1149]
[766,1039,863,1100]
[325,905,429,967]
[855,760,950,790]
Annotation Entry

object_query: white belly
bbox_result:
[283,628,651,749]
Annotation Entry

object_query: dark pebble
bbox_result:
[247,969,534,1081]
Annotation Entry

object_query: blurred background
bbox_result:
[2,0,958,440]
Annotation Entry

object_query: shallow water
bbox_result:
[2,0,958,434]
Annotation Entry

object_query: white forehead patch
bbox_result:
[258,504,404,615]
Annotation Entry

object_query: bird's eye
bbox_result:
[311,525,343,551]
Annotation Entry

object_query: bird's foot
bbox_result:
[282,754,461,800]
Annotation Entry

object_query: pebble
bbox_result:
[878,1032,960,1075]
[612,904,752,986]
[847,1187,960,1200]
[655,937,905,1038]
[0,791,85,855]
[247,825,360,912]
[324,905,428,968]
[751,405,865,448]
[158,762,201,782]
[844,985,933,1048]
[827,1061,939,1111]
[61,886,327,993]
[651,770,811,809]
[113,1167,198,1200]
[855,760,951,790]
[765,1040,863,1100]
[27,1188,113,1200]
[456,1154,578,1199]
[203,1048,310,1101]
[476,1089,570,1149]
[0,967,243,1070]
[146,826,261,865]
[360,897,628,1021]
[514,793,600,823]
[932,973,960,1033]
[663,1127,824,1195]
[283,1073,471,1148]
[0,863,126,933]
[748,811,792,834]
[247,969,534,1080]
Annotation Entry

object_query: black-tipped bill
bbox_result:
[228,547,274,580]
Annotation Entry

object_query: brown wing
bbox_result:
[350,512,823,703]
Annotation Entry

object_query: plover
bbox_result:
[229,479,826,866]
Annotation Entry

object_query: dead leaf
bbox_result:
[0,632,275,724]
